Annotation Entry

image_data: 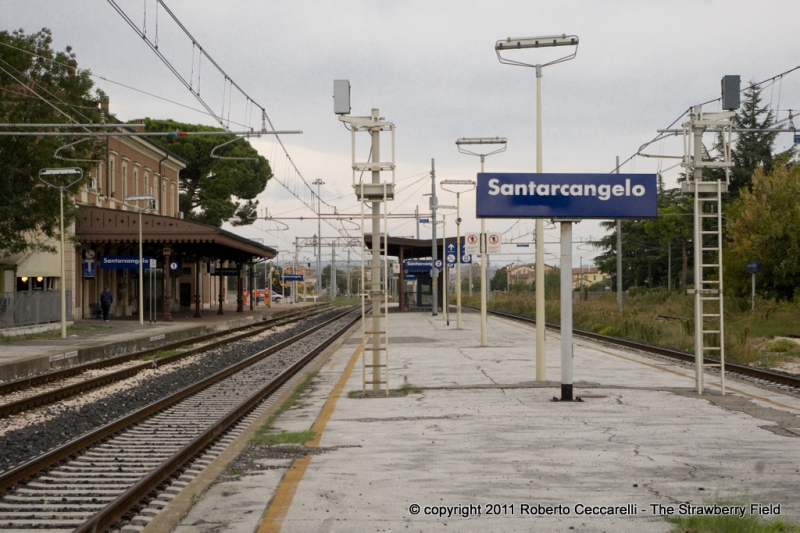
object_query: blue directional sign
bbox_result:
[83,260,96,278]
[460,243,471,264]
[404,274,417,281]
[433,259,443,270]
[746,261,762,274]
[476,173,658,219]
[281,274,304,281]
[419,218,430,223]
[794,134,800,144]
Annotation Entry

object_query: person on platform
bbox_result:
[100,286,114,322]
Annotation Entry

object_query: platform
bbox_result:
[154,309,800,533]
[0,302,314,382]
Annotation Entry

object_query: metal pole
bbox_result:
[431,159,438,316]
[480,156,487,347]
[535,64,546,382]
[268,262,272,308]
[59,187,66,338]
[668,243,672,293]
[347,248,351,297]
[443,215,448,324]
[371,108,382,392]
[331,243,336,300]
[751,273,755,310]
[616,156,623,311]
[560,220,574,400]
[692,106,704,394]
[415,205,420,240]
[456,192,462,329]
[294,237,299,305]
[139,209,144,325]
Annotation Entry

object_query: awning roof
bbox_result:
[76,206,277,263]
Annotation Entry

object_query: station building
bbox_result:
[0,113,276,327]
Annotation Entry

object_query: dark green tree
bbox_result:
[0,28,103,255]
[142,119,272,227]
[490,265,508,292]
[728,82,779,199]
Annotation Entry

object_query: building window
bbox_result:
[109,157,116,198]
[134,168,139,196]
[122,163,128,201]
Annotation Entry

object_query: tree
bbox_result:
[490,265,508,292]
[728,82,783,199]
[725,165,800,300]
[142,119,272,227]
[0,28,103,255]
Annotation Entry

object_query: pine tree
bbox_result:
[729,82,778,199]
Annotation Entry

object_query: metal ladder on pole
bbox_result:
[683,106,734,395]
[360,185,391,396]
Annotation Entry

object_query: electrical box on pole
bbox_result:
[721,75,741,111]
[333,80,351,115]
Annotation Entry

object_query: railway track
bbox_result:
[0,306,360,532]
[471,306,800,391]
[0,306,328,419]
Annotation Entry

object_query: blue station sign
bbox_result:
[281,274,304,281]
[476,173,658,219]
[404,259,432,273]
[100,256,152,270]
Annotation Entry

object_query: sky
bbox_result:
[3,0,799,271]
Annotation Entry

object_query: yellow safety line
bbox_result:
[497,316,800,413]
[257,344,363,533]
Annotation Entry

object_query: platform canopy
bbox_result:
[76,206,277,264]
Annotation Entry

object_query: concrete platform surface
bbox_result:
[0,302,312,381]
[166,310,800,533]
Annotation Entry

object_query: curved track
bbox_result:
[0,306,360,532]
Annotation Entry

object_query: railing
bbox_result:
[0,291,73,328]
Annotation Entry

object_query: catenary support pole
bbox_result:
[371,109,382,392]
[431,159,438,316]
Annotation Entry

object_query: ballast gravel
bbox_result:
[0,309,344,473]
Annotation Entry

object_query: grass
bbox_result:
[252,370,318,445]
[464,290,800,369]
[331,296,361,308]
[399,382,423,394]
[0,324,109,344]
[141,349,184,361]
[668,514,800,532]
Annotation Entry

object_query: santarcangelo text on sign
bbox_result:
[476,173,658,219]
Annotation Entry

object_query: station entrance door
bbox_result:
[404,272,433,311]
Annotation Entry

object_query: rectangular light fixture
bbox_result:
[40,167,82,175]
[496,35,578,50]
[441,180,476,186]
[456,137,507,146]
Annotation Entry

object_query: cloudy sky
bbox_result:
[4,0,799,270]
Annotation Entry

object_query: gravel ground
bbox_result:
[0,308,349,473]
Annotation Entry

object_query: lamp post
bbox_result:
[496,34,578,384]
[123,195,156,326]
[312,178,325,296]
[38,167,84,339]
[441,180,475,330]
[456,137,506,347]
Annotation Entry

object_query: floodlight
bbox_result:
[441,180,476,186]
[495,35,578,50]
[495,34,579,68]
[39,167,83,176]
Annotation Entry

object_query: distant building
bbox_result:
[572,267,610,290]
[507,263,556,287]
